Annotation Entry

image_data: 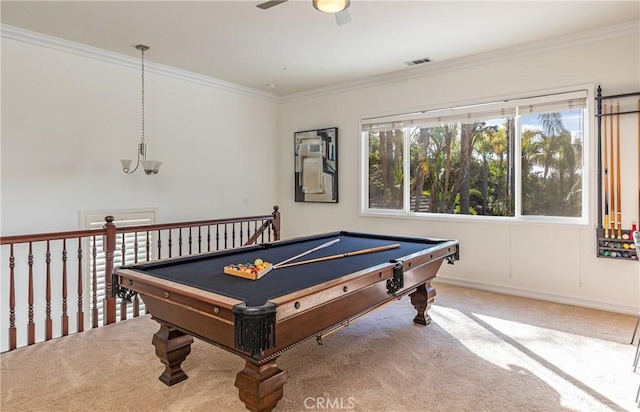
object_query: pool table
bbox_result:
[113,231,459,411]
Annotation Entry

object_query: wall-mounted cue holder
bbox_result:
[596,228,638,260]
[594,85,640,261]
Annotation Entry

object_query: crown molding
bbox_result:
[2,20,638,105]
[0,24,280,103]
[280,19,640,104]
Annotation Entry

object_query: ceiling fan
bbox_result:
[256,0,352,26]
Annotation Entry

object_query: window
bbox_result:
[362,89,589,222]
[82,210,156,326]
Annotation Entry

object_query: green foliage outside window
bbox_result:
[365,104,584,219]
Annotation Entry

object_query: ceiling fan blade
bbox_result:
[256,0,289,10]
[335,9,351,25]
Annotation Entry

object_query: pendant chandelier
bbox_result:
[120,44,162,175]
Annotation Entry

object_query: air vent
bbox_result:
[405,57,432,67]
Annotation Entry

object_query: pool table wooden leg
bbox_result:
[409,281,436,325]
[152,324,194,386]
[235,358,287,412]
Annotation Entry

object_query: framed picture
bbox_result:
[294,127,338,203]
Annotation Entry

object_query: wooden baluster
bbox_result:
[197,226,202,254]
[272,206,280,241]
[120,232,127,259]
[253,222,256,243]
[168,230,173,258]
[240,222,244,245]
[207,226,211,252]
[224,224,228,249]
[178,228,183,256]
[157,230,162,260]
[120,233,127,321]
[188,227,193,255]
[77,237,84,333]
[9,244,17,350]
[134,232,139,263]
[45,240,52,340]
[27,242,35,345]
[216,225,220,250]
[91,235,98,328]
[61,239,68,336]
[253,220,264,243]
[103,216,116,326]
[129,233,140,317]
[232,223,236,248]
[146,230,151,261]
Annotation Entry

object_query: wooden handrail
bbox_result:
[0,209,281,244]
[0,228,106,245]
[0,206,280,352]
[114,213,279,234]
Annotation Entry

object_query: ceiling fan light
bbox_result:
[313,0,350,14]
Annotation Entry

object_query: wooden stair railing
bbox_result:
[0,206,280,352]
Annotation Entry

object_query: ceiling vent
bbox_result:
[405,57,432,66]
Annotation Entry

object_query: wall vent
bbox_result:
[405,57,432,66]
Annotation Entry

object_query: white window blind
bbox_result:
[362,90,587,131]
[83,210,156,327]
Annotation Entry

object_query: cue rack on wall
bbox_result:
[595,85,640,260]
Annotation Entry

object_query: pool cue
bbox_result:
[603,103,610,238]
[609,102,616,238]
[616,102,622,239]
[273,238,340,268]
[275,243,401,269]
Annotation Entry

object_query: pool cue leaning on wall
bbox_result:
[616,102,622,239]
[604,103,610,238]
[609,102,616,238]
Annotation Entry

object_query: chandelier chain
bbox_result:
[141,47,145,145]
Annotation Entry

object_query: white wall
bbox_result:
[277,32,640,314]
[1,38,280,235]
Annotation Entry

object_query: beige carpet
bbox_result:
[1,284,639,412]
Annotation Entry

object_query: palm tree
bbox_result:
[374,129,405,208]
[472,124,499,214]
[411,128,430,212]
[521,129,543,214]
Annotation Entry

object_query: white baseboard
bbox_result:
[434,276,639,316]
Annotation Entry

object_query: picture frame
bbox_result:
[294,127,338,203]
